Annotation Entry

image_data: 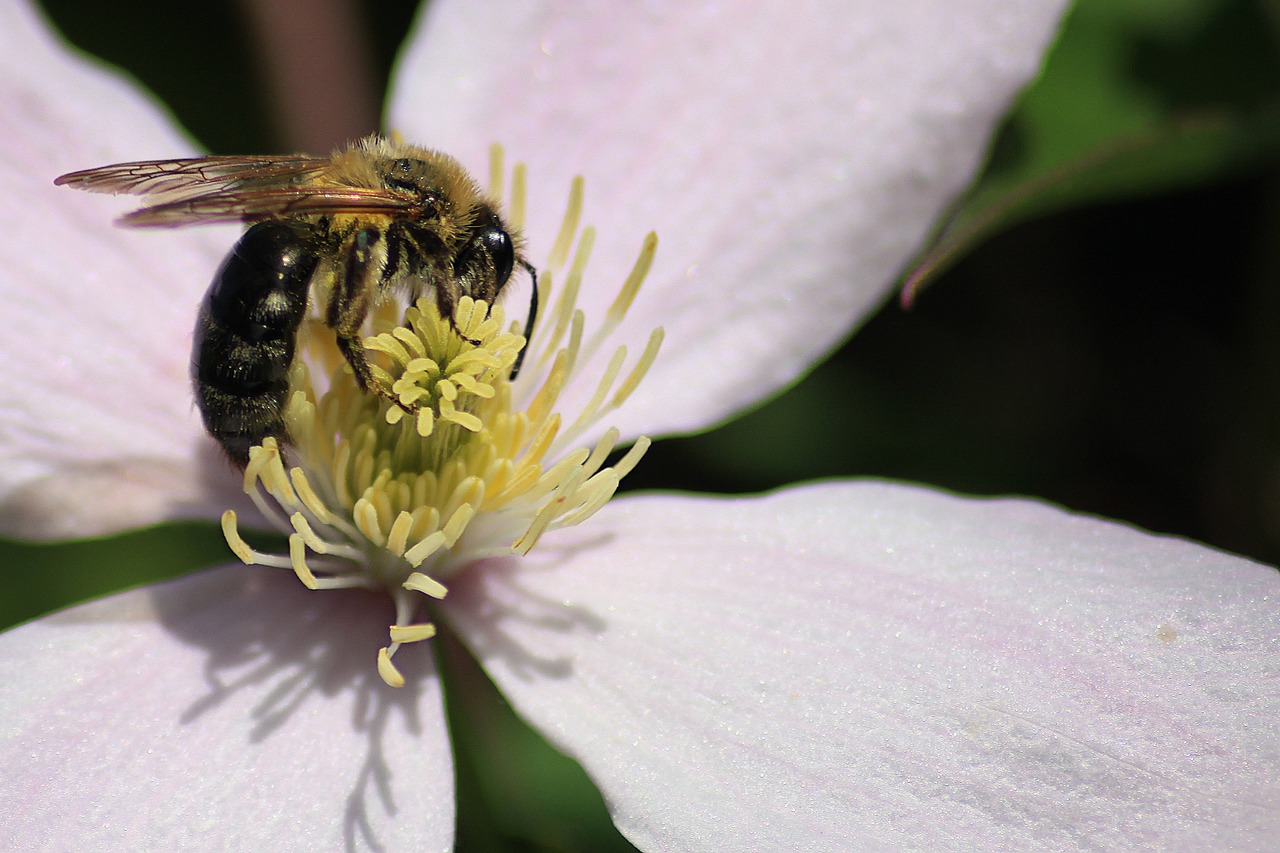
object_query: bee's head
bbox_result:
[454,211,515,289]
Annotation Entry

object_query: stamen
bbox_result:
[536,229,594,367]
[289,468,334,525]
[611,436,653,480]
[567,346,628,439]
[221,511,292,568]
[377,647,405,688]
[547,175,584,270]
[580,427,621,480]
[403,571,448,599]
[612,328,665,409]
[390,624,437,644]
[487,143,504,200]
[404,531,446,567]
[386,510,415,556]
[510,163,527,233]
[605,231,659,327]
[442,503,476,546]
[289,512,331,554]
[289,534,318,589]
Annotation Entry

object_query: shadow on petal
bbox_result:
[444,539,615,683]
[104,565,439,852]
[0,456,208,540]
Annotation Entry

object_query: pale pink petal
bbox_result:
[447,483,1280,850]
[390,1,1069,439]
[0,1,243,538]
[0,566,453,852]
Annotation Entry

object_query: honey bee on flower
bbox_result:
[58,140,662,685]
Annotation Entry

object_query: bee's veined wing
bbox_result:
[54,156,332,203]
[117,186,418,227]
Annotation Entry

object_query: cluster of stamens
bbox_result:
[221,149,661,686]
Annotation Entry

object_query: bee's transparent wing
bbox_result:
[55,155,329,200]
[118,186,417,226]
[55,155,415,226]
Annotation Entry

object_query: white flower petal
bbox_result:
[0,0,242,537]
[390,1,1068,439]
[447,482,1280,850]
[0,565,454,852]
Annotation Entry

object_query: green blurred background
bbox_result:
[7,0,1280,849]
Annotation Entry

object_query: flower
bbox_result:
[3,2,1278,852]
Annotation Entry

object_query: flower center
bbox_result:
[220,149,661,686]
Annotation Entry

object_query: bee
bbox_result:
[56,136,538,468]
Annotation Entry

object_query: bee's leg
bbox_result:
[329,227,416,414]
[431,270,478,347]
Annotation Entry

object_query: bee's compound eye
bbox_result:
[455,226,514,287]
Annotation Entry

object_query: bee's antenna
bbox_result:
[510,259,538,379]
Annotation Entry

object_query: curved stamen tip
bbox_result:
[377,647,406,688]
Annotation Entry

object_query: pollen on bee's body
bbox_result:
[220,148,662,687]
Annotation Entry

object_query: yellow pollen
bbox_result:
[220,148,662,686]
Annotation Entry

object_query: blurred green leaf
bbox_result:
[438,627,639,853]
[0,522,230,630]
[904,0,1280,301]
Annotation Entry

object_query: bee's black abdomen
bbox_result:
[192,220,320,468]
